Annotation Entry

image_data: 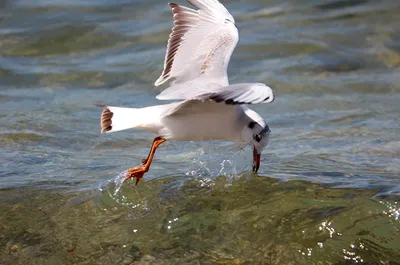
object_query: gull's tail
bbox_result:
[101,107,143,133]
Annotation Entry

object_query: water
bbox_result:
[0,0,399,264]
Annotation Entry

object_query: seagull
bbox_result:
[101,0,275,185]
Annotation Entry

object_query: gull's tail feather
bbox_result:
[101,107,142,133]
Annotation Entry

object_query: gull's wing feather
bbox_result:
[156,78,221,100]
[198,83,275,104]
[164,98,234,118]
[155,0,238,88]
[162,83,274,113]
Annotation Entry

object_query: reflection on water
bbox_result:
[0,0,399,263]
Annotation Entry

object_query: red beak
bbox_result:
[252,147,261,172]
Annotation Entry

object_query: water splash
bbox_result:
[185,142,249,183]
[113,170,128,195]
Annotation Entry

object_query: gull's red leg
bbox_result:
[125,136,166,185]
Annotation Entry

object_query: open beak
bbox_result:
[252,147,261,172]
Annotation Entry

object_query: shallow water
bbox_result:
[0,0,399,264]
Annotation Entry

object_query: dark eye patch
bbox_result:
[254,134,262,142]
[248,121,257,129]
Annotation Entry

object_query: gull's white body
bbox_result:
[107,102,265,142]
[101,0,275,173]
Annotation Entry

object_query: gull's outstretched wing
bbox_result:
[155,0,238,89]
[197,83,275,104]
[159,82,275,103]
[164,83,274,119]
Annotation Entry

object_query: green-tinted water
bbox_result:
[1,178,399,264]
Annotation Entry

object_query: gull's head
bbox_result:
[241,108,271,173]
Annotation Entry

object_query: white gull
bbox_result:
[101,0,275,185]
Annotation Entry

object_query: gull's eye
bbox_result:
[254,134,262,142]
[248,121,256,129]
